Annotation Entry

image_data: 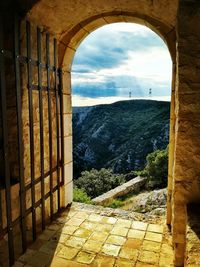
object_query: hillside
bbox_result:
[73,100,170,178]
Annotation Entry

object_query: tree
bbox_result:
[144,147,168,188]
[75,168,125,198]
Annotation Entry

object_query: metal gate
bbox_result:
[0,13,64,266]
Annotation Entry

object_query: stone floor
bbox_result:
[14,203,174,267]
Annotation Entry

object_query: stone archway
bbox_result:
[4,1,200,266]
[58,10,176,225]
[25,0,180,263]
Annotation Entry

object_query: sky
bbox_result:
[71,23,172,107]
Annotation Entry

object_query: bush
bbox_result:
[73,188,93,204]
[105,199,124,209]
[144,147,168,188]
[75,168,125,198]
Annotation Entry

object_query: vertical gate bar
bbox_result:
[0,16,15,266]
[46,33,53,219]
[26,21,36,240]
[37,27,45,230]
[54,38,60,211]
[0,14,4,237]
[14,14,27,252]
[0,188,2,234]
[59,69,64,185]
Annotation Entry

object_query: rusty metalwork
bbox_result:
[0,15,64,266]
[0,16,15,266]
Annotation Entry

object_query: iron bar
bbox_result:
[25,165,61,191]
[0,17,64,264]
[46,33,53,220]
[37,27,46,231]
[59,69,65,185]
[0,17,15,266]
[26,21,36,241]
[14,14,27,252]
[54,38,61,211]
[0,182,61,239]
[0,189,2,234]
[0,48,57,73]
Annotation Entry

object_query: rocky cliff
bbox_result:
[73,100,170,178]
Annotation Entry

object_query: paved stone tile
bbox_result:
[15,205,175,267]
[115,219,132,228]
[147,224,164,234]
[65,211,78,218]
[138,250,159,265]
[39,240,61,255]
[47,223,62,231]
[135,262,155,267]
[111,226,129,237]
[88,214,103,222]
[29,238,44,250]
[55,217,69,224]
[38,229,56,241]
[81,221,98,231]
[97,223,113,233]
[66,217,85,226]
[145,232,162,243]
[119,247,138,260]
[75,212,89,220]
[91,255,115,267]
[74,228,92,238]
[51,233,70,244]
[76,251,96,264]
[159,252,174,266]
[57,246,79,260]
[18,249,37,263]
[106,235,126,246]
[114,258,135,267]
[141,240,161,252]
[101,217,117,225]
[160,243,174,255]
[49,256,88,267]
[26,251,52,267]
[89,231,109,242]
[132,221,148,231]
[101,244,121,256]
[83,240,103,253]
[49,257,68,267]
[128,229,145,239]
[124,238,142,249]
[65,236,87,249]
[62,225,79,235]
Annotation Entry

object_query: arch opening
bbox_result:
[67,20,172,222]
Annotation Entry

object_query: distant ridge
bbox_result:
[73,100,170,178]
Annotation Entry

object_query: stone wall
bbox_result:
[93,176,147,205]
[171,1,200,266]
[2,0,200,265]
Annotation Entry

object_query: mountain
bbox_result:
[73,100,170,178]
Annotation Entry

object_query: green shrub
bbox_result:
[75,168,125,198]
[73,188,93,204]
[106,199,124,209]
[144,147,168,187]
[129,147,168,188]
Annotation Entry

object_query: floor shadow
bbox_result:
[187,203,200,239]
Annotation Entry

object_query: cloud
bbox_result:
[72,23,167,71]
[71,23,172,102]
